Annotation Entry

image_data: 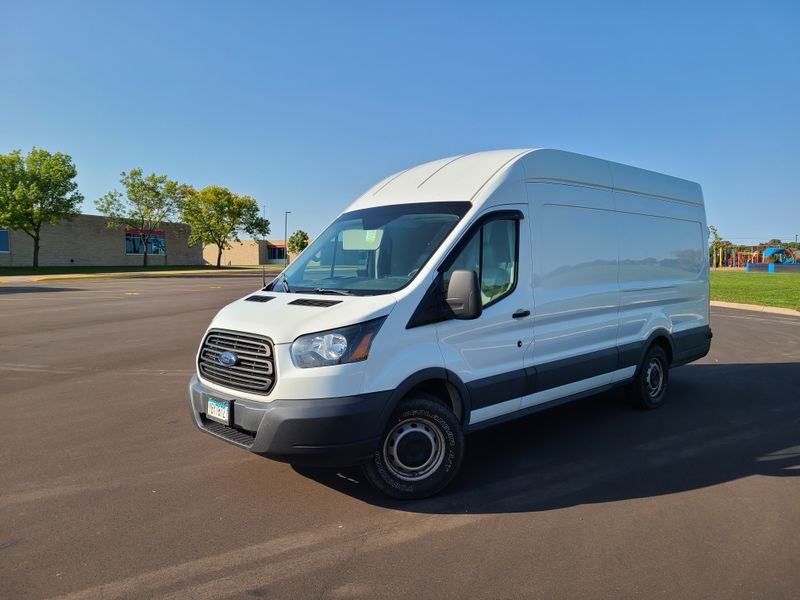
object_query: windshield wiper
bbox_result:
[313,288,353,296]
[281,275,291,293]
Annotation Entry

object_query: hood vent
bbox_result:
[244,295,275,303]
[289,298,343,308]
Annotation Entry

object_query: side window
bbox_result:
[443,231,480,289]
[481,220,516,304]
[443,218,518,307]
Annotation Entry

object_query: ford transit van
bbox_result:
[188,149,712,498]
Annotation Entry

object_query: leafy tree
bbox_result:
[708,225,721,247]
[708,225,722,268]
[287,229,310,256]
[179,185,270,267]
[0,148,83,268]
[95,169,184,266]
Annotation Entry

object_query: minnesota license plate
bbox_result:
[206,398,230,425]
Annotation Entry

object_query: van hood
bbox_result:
[207,291,397,344]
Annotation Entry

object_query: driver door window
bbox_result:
[443,218,518,307]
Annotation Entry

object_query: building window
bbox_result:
[125,230,166,255]
[0,229,9,253]
[268,246,285,260]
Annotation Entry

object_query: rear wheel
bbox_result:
[363,394,464,499]
[629,345,670,409]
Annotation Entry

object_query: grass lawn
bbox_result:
[710,270,800,310]
[0,264,281,277]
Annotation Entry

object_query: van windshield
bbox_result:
[277,202,471,296]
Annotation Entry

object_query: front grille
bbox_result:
[200,417,256,447]
[198,329,276,394]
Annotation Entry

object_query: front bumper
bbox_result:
[187,375,389,467]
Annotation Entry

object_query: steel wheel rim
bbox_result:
[382,417,446,482]
[645,359,664,398]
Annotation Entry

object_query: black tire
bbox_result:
[629,344,670,409]
[362,394,464,499]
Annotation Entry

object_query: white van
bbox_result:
[188,149,712,498]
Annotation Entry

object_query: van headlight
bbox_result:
[290,317,386,368]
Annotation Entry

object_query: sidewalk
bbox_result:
[0,267,281,284]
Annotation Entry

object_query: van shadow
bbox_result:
[294,362,800,513]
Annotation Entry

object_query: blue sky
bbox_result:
[1,0,798,243]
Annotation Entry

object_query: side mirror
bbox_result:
[445,270,482,319]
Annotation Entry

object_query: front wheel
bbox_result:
[363,395,464,499]
[629,345,670,409]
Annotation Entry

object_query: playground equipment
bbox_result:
[745,247,800,273]
[712,247,758,268]
[763,247,796,264]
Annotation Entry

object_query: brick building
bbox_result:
[203,239,302,266]
[0,214,203,267]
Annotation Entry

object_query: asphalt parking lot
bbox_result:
[1,275,799,599]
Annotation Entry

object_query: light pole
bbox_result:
[284,211,291,267]
[261,202,267,266]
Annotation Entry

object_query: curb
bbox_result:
[710,300,800,317]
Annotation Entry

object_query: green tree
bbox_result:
[708,225,721,246]
[708,225,722,268]
[95,169,184,266]
[0,148,83,268]
[179,185,270,267]
[287,229,310,256]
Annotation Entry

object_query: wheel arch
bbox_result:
[639,328,675,372]
[378,368,471,429]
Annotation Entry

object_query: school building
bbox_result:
[202,239,302,266]
[0,214,203,267]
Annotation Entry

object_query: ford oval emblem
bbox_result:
[218,351,238,367]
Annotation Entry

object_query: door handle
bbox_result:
[512,309,530,319]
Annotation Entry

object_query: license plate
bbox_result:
[206,398,231,425]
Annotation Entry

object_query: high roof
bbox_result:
[346,148,703,210]
[350,150,530,209]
